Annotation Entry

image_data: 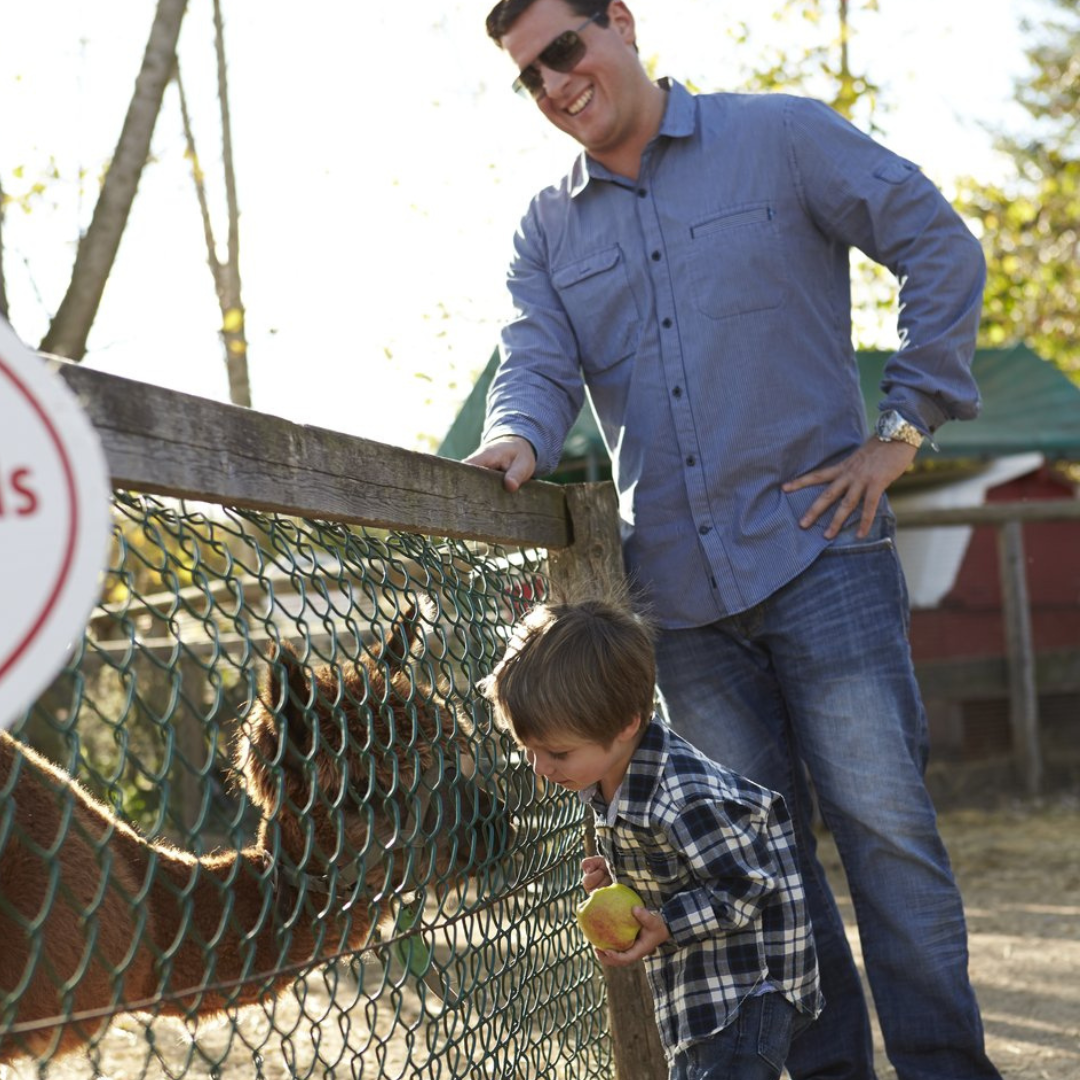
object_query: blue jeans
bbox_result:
[670,993,809,1080]
[654,515,1001,1080]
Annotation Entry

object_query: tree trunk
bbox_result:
[213,0,250,407]
[177,0,250,406]
[39,0,188,360]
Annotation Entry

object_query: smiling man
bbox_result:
[467,3,1000,1080]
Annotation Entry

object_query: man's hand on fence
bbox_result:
[595,907,670,966]
[465,436,537,493]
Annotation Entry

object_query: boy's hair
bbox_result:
[486,0,611,46]
[481,599,656,747]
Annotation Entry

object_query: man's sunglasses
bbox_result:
[512,11,605,100]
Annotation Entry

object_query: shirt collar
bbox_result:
[569,78,696,197]
[579,716,668,822]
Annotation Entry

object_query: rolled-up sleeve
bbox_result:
[784,97,986,436]
[481,204,586,477]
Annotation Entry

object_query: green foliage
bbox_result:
[731,0,884,131]
[1,161,60,214]
[954,0,1080,380]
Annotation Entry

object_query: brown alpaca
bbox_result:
[0,604,511,1063]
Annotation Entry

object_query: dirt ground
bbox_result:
[817,793,1080,1080]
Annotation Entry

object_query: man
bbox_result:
[466,2,1001,1078]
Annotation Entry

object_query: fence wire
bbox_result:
[1,491,612,1079]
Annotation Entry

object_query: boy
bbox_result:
[482,599,822,1078]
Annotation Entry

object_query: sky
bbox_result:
[1,0,1036,454]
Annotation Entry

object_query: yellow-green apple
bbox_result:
[576,883,644,951]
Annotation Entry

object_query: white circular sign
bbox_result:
[0,317,111,729]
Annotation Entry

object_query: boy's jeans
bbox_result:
[655,514,1000,1080]
[670,992,807,1080]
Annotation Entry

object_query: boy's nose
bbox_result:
[530,751,553,777]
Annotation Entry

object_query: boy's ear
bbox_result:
[615,714,644,744]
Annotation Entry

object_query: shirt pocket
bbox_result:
[687,202,789,320]
[616,844,686,892]
[551,245,642,372]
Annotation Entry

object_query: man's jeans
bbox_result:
[655,515,1001,1080]
[670,992,810,1080]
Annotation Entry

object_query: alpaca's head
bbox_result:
[235,602,515,915]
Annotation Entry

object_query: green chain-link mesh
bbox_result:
[1,491,612,1079]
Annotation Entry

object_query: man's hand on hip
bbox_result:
[464,435,537,493]
[783,436,918,539]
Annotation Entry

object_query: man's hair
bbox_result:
[481,599,656,747]
[486,0,611,46]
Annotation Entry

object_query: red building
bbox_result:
[908,463,1080,781]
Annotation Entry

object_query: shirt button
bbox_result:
[686,456,696,466]
[699,524,711,536]
[651,250,662,261]
[672,386,683,398]
[637,188,647,198]
[662,317,673,328]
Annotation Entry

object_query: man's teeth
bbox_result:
[568,87,593,116]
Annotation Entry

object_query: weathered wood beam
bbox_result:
[898,501,1080,527]
[54,360,572,549]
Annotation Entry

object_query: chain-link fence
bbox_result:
[1,490,614,1078]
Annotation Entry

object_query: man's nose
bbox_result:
[539,63,573,100]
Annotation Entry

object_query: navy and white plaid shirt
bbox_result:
[583,719,822,1059]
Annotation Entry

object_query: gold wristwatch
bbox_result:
[875,410,925,449]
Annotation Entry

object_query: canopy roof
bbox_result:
[440,345,1080,479]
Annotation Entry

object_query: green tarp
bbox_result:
[440,344,1080,475]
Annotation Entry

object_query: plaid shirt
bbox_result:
[583,719,822,1059]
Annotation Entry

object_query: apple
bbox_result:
[576,883,644,951]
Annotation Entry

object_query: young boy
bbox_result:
[482,599,822,1079]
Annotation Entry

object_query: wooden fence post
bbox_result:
[996,521,1043,796]
[546,482,668,1080]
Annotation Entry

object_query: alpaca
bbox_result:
[0,603,512,1063]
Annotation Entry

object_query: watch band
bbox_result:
[876,410,925,449]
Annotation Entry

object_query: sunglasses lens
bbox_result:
[543,31,587,73]
[513,67,545,99]
[512,28,589,99]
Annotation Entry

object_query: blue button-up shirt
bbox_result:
[482,80,985,625]
[583,719,822,1059]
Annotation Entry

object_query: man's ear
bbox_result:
[607,1,637,47]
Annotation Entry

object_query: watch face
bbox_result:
[877,411,921,446]
[877,412,900,437]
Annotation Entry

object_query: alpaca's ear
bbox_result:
[378,596,434,672]
[269,641,316,759]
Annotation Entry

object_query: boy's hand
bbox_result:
[581,855,613,895]
[595,907,671,966]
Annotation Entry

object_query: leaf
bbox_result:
[391,898,432,979]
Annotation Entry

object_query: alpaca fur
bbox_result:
[0,604,509,1063]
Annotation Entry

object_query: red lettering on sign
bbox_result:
[0,466,40,518]
[13,468,39,516]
